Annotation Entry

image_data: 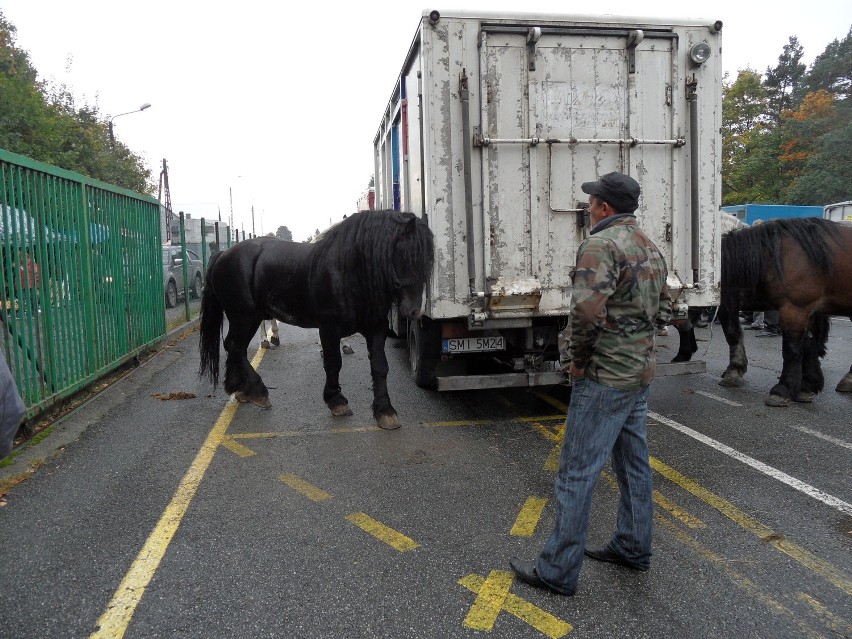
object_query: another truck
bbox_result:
[373,10,724,390]
[824,201,852,223]
[721,204,823,225]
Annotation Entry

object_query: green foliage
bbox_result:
[0,10,153,195]
[275,225,293,241]
[722,27,852,207]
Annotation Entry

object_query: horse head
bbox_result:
[390,212,434,320]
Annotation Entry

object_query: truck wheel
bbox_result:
[165,281,178,308]
[408,318,438,387]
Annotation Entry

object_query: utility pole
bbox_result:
[159,159,174,243]
[251,205,255,237]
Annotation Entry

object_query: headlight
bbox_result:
[689,42,712,67]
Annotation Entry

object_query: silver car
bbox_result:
[163,246,204,308]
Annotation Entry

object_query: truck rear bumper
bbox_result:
[435,360,706,391]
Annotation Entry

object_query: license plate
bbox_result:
[442,336,505,353]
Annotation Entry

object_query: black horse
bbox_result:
[673,218,852,406]
[198,210,434,429]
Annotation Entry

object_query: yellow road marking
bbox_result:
[90,348,267,639]
[544,444,561,472]
[462,570,513,631]
[652,490,706,529]
[515,414,565,423]
[279,473,332,502]
[459,573,573,638]
[651,456,852,595]
[531,391,569,414]
[220,436,256,457]
[529,421,561,443]
[429,419,491,427]
[656,513,825,639]
[797,592,852,637]
[511,497,548,537]
[345,512,420,552]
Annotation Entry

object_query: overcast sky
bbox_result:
[4,1,851,241]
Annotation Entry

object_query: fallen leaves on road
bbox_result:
[151,392,197,401]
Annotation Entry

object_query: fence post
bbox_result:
[179,212,190,323]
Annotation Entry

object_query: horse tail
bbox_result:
[199,251,224,387]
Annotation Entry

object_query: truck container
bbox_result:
[824,201,852,223]
[721,204,823,225]
[373,9,723,390]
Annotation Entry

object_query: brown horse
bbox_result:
[715,218,852,406]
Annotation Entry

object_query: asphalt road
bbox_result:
[0,317,849,638]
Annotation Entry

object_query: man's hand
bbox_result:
[570,362,586,379]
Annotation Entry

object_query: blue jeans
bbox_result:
[536,378,653,592]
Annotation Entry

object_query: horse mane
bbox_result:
[721,217,841,289]
[309,210,434,319]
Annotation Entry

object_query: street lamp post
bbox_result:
[108,103,152,146]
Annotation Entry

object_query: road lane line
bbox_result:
[279,473,332,502]
[544,444,561,471]
[345,512,420,552]
[650,456,852,595]
[462,570,513,631]
[791,426,852,450]
[694,390,743,406]
[655,514,826,639]
[220,436,256,457]
[90,348,267,639]
[459,573,573,638]
[649,411,852,517]
[797,592,852,636]
[528,421,561,443]
[510,497,548,537]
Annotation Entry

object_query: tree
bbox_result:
[721,70,780,204]
[0,10,153,194]
[275,225,292,241]
[764,36,806,122]
[800,27,852,100]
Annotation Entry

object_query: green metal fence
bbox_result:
[0,148,165,419]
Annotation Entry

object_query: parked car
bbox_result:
[163,245,204,308]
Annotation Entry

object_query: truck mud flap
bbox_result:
[435,361,706,391]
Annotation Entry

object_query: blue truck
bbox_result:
[721,204,823,225]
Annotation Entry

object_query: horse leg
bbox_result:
[671,311,698,363]
[718,302,747,387]
[319,328,352,417]
[365,327,400,430]
[765,308,811,407]
[223,317,271,408]
[797,314,829,402]
[837,364,852,393]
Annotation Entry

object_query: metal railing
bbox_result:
[0,148,165,419]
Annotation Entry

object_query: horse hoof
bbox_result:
[260,340,271,349]
[330,404,354,417]
[793,391,816,403]
[718,376,743,388]
[234,391,250,403]
[836,375,852,392]
[271,337,280,347]
[252,396,272,409]
[377,414,401,430]
[342,345,354,355]
[764,394,790,407]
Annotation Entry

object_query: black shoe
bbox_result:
[755,330,780,338]
[584,546,649,572]
[508,558,575,595]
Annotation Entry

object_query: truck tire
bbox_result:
[408,318,439,387]
[190,273,203,299]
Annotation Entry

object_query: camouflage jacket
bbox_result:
[559,214,672,390]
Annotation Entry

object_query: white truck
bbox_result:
[373,10,723,390]
[824,201,852,223]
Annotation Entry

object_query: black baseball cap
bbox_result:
[581,172,640,213]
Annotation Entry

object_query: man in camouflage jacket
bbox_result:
[510,171,672,596]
